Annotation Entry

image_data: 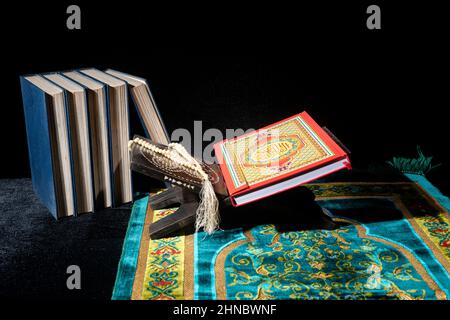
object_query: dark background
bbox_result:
[1,0,449,305]
[1,1,449,194]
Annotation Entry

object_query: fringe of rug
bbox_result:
[387,146,441,175]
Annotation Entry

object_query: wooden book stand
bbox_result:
[129,136,230,238]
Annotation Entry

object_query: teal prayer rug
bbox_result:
[113,174,450,300]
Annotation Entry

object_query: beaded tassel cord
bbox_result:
[129,138,220,234]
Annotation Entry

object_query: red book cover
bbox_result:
[213,111,351,206]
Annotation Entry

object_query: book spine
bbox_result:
[128,86,150,139]
[78,69,117,207]
[103,84,116,207]
[61,89,79,216]
[145,84,170,144]
[60,73,97,211]
[20,77,58,218]
[124,83,134,204]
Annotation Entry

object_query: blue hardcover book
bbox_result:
[79,68,133,207]
[62,71,113,209]
[20,75,76,218]
[43,73,95,214]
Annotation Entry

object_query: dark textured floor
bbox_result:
[0,179,131,300]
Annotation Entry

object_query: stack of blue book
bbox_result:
[20,69,170,219]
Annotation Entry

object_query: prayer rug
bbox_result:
[112,174,450,300]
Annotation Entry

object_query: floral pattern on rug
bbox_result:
[225,223,439,300]
[142,208,185,300]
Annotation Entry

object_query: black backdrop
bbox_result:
[1,1,449,194]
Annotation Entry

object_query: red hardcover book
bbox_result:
[214,111,351,206]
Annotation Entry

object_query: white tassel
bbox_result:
[168,142,220,234]
[195,178,220,234]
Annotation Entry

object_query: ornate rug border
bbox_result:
[112,195,149,300]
